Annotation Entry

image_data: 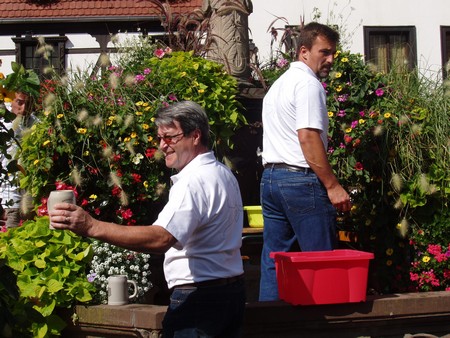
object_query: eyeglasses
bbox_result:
[156,132,184,145]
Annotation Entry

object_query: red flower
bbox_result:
[112,186,122,196]
[355,162,364,171]
[132,173,142,183]
[54,181,78,199]
[117,208,133,220]
[145,148,156,158]
[37,205,48,216]
[344,135,353,144]
[88,166,99,175]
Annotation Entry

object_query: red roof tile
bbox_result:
[0,0,203,20]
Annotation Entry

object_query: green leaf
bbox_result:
[46,279,64,293]
[34,259,46,269]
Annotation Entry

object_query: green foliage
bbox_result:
[256,43,449,293]
[0,62,40,97]
[0,217,95,337]
[19,37,245,226]
[142,51,245,152]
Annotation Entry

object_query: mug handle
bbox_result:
[128,280,138,300]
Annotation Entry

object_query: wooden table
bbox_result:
[242,227,263,235]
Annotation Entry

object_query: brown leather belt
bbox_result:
[172,274,244,290]
[264,163,312,173]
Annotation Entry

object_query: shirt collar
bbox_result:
[290,61,319,80]
[171,151,215,184]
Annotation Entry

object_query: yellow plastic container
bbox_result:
[243,206,264,228]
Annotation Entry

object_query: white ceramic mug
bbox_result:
[107,275,138,305]
[47,190,76,229]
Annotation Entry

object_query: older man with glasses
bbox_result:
[50,100,246,337]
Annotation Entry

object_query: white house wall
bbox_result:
[0,32,140,76]
[248,0,450,80]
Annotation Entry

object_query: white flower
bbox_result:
[132,153,144,165]
[89,240,153,304]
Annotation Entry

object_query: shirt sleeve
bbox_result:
[294,79,327,132]
[154,178,203,250]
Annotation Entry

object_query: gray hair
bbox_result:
[155,101,210,147]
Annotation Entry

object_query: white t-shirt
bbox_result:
[262,61,329,167]
[154,151,244,289]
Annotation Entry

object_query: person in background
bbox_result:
[259,22,352,301]
[50,100,246,337]
[0,89,37,228]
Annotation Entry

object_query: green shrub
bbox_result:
[20,37,245,226]
[0,217,94,337]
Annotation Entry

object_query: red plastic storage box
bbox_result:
[270,249,374,305]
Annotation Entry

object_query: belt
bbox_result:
[172,274,244,290]
[264,163,312,173]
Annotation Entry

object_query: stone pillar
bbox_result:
[202,0,253,87]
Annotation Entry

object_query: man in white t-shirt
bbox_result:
[50,101,246,337]
[259,22,352,301]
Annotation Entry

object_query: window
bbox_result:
[12,36,68,78]
[364,27,417,73]
[441,26,450,79]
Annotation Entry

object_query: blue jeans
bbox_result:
[259,166,337,301]
[162,278,246,337]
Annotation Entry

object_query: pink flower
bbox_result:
[427,244,442,256]
[337,94,349,102]
[355,162,364,171]
[410,272,419,281]
[143,68,151,75]
[375,88,384,97]
[135,74,145,83]
[154,49,165,59]
[276,58,288,68]
[435,253,447,263]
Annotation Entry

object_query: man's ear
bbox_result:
[192,129,202,145]
[298,46,309,62]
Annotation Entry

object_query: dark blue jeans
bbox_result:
[259,166,337,301]
[162,278,246,337]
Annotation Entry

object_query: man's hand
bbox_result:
[298,128,351,212]
[49,203,94,237]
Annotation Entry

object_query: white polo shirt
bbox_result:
[154,151,244,289]
[262,61,329,167]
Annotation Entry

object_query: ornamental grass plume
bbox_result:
[397,218,409,238]
[391,173,403,193]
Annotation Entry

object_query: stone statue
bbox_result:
[202,0,253,86]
